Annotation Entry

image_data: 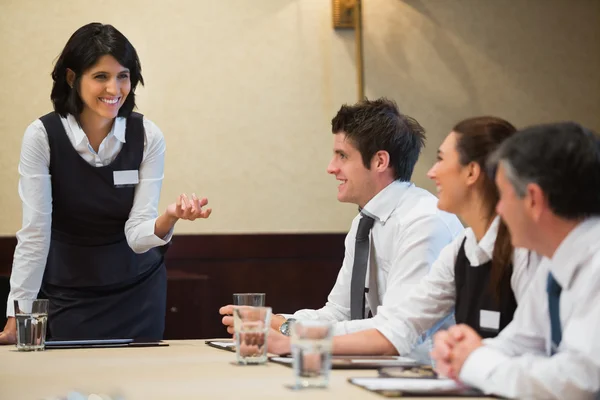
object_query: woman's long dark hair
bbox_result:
[453,117,517,304]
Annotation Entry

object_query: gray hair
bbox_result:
[487,122,600,220]
[499,159,529,198]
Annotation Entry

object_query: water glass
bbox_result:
[290,320,333,388]
[14,299,49,351]
[233,293,266,306]
[233,306,272,364]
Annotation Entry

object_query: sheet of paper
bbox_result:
[351,377,461,392]
[270,357,293,364]
[350,356,417,364]
[271,356,417,365]
[209,341,235,348]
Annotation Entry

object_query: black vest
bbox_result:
[454,238,517,338]
[41,112,163,288]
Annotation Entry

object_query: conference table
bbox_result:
[0,339,492,399]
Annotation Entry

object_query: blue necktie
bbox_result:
[547,272,562,354]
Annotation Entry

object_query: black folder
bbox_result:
[45,339,168,349]
[204,339,236,352]
[269,355,420,370]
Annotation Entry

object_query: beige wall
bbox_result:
[364,0,600,184]
[1,0,599,236]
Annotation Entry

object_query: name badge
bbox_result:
[113,170,139,187]
[480,310,500,331]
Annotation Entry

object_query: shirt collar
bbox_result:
[112,117,127,143]
[550,217,600,290]
[463,216,500,265]
[66,114,87,147]
[362,180,412,224]
[66,114,126,145]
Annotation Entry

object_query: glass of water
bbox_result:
[14,299,49,351]
[290,320,333,389]
[232,293,266,306]
[233,306,271,364]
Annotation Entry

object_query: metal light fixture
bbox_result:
[332,0,364,100]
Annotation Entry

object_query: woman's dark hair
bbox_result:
[50,23,144,119]
[453,116,517,304]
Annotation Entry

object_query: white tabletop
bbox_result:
[0,339,491,400]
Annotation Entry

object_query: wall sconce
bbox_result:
[332,0,364,100]
[332,0,358,29]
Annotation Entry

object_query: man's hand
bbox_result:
[431,329,457,378]
[219,305,286,335]
[431,324,483,380]
[0,317,17,345]
[267,328,292,355]
[219,305,235,335]
[446,324,483,376]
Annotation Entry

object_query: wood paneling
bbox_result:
[0,234,345,338]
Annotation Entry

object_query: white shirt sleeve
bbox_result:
[327,213,459,336]
[7,121,53,317]
[373,233,541,356]
[124,118,172,253]
[374,233,463,354]
[7,117,172,317]
[292,226,356,323]
[460,260,600,399]
[510,248,541,303]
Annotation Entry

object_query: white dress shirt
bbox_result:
[291,181,464,340]
[376,216,540,355]
[460,217,600,399]
[7,114,172,316]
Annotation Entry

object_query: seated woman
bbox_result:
[269,116,541,356]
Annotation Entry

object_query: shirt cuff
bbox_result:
[130,219,173,253]
[376,324,417,356]
[160,225,175,243]
[332,321,349,336]
[6,295,15,317]
[459,345,509,390]
[6,294,38,318]
[290,311,347,335]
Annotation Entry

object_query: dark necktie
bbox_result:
[350,214,375,320]
[547,272,562,355]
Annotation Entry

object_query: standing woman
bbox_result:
[0,23,210,343]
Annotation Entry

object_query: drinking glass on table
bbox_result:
[290,320,333,389]
[232,293,266,306]
[14,299,49,351]
[233,306,272,364]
